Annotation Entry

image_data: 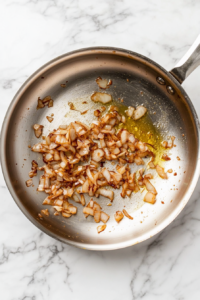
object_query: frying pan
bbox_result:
[1,35,200,251]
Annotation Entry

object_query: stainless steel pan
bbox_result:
[1,35,200,251]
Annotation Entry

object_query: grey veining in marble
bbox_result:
[1,0,200,299]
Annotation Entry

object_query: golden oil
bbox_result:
[112,100,165,165]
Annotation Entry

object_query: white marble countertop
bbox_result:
[1,1,200,299]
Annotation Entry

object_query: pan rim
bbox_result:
[1,46,200,251]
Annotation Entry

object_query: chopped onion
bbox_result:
[26,179,33,187]
[66,205,77,214]
[121,130,129,144]
[82,179,89,193]
[161,136,175,148]
[148,161,156,169]
[133,106,147,120]
[93,202,101,211]
[121,115,126,123]
[114,211,124,223]
[96,188,114,201]
[117,166,126,175]
[156,165,168,179]
[37,98,44,110]
[135,141,148,152]
[128,134,135,143]
[42,95,51,104]
[41,209,49,216]
[62,212,71,218]
[134,156,145,165]
[86,168,96,184]
[46,116,53,123]
[29,160,38,178]
[69,128,77,141]
[97,224,106,233]
[125,106,135,117]
[162,154,171,161]
[100,211,110,223]
[91,92,112,104]
[48,99,53,107]
[123,209,133,220]
[143,178,157,195]
[72,193,81,203]
[102,168,111,182]
[96,77,112,89]
[80,194,86,206]
[144,192,156,204]
[33,124,44,138]
[53,206,63,212]
[63,187,74,197]
[91,149,104,162]
[59,125,68,129]
[94,210,101,223]
[83,207,94,216]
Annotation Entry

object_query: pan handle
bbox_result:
[170,34,200,84]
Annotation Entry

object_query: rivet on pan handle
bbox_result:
[170,34,200,84]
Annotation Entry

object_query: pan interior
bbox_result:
[2,49,199,250]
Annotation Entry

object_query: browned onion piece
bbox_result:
[46,116,54,123]
[134,156,145,165]
[97,224,107,233]
[93,202,101,211]
[143,178,157,195]
[80,194,86,206]
[100,211,110,223]
[135,141,148,152]
[48,99,53,107]
[94,210,101,223]
[125,106,135,118]
[62,212,71,218]
[72,193,81,203]
[26,179,33,187]
[41,209,49,216]
[102,168,111,182]
[42,95,51,104]
[83,207,94,216]
[91,149,104,162]
[37,96,53,109]
[82,179,89,193]
[96,188,114,201]
[121,115,126,123]
[96,77,112,89]
[123,209,133,220]
[121,130,129,144]
[133,106,147,120]
[53,205,63,212]
[148,161,156,169]
[162,154,171,160]
[117,165,126,175]
[68,102,76,110]
[156,165,168,179]
[144,192,156,204]
[29,160,38,178]
[114,211,124,223]
[66,205,77,215]
[37,98,44,110]
[33,124,44,138]
[161,136,175,148]
[91,92,112,104]
[128,134,135,143]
